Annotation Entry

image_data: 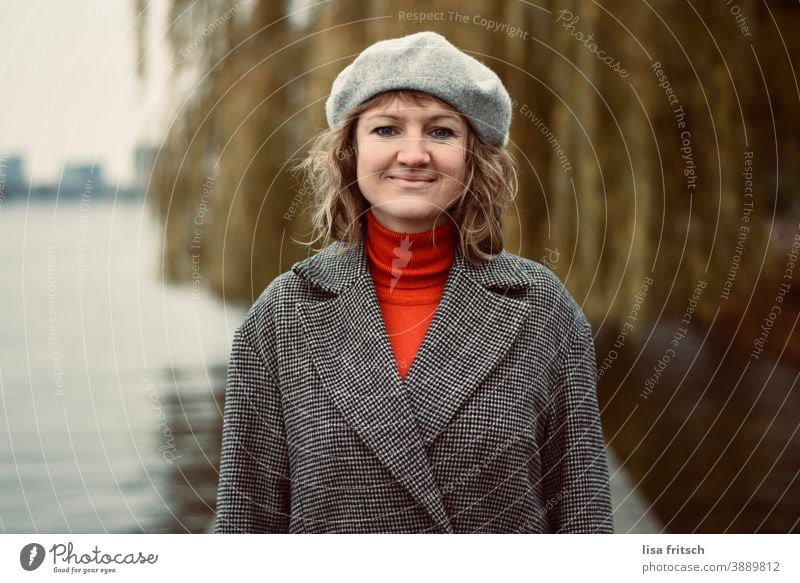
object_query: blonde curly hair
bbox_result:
[293,89,518,265]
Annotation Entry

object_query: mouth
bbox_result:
[386,176,437,189]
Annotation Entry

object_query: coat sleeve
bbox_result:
[214,324,291,533]
[540,315,614,533]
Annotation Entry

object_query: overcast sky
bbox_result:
[0,0,171,187]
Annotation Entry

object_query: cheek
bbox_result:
[442,150,467,182]
[355,152,371,182]
[355,145,385,177]
[353,132,369,176]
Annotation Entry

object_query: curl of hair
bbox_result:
[291,90,518,266]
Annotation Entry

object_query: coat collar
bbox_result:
[291,235,534,532]
[292,234,535,295]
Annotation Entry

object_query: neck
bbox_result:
[365,208,456,291]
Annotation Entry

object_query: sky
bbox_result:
[0,0,172,187]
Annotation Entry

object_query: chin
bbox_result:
[384,193,440,208]
[371,204,439,231]
[379,201,436,219]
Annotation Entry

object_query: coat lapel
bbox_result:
[292,233,532,531]
[402,258,531,446]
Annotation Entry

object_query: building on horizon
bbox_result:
[0,155,28,199]
[61,163,104,196]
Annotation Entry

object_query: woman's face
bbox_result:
[354,93,468,233]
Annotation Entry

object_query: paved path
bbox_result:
[608,447,664,533]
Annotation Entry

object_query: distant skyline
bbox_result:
[0,1,172,187]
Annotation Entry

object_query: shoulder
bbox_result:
[476,249,592,339]
[474,249,584,314]
[238,239,349,328]
[231,269,307,349]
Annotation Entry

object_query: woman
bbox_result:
[214,31,614,533]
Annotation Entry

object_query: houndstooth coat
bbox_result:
[214,233,614,533]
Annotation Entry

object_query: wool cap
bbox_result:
[325,31,512,147]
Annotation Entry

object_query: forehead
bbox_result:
[360,93,463,121]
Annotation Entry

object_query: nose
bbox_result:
[396,134,431,166]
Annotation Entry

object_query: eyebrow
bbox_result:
[364,112,462,123]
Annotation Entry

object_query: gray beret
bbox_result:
[325,31,512,147]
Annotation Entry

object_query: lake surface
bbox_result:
[0,197,244,533]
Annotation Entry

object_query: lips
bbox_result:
[387,175,435,181]
[387,174,436,185]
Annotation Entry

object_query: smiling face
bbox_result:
[354,92,469,233]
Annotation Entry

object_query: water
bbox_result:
[596,318,800,533]
[0,197,244,533]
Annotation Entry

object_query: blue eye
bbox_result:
[373,126,396,137]
[430,127,455,139]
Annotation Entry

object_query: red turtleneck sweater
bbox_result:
[365,209,456,381]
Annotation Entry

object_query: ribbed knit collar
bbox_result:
[365,208,456,293]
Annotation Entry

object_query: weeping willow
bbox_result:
[132,0,799,360]
[132,0,800,534]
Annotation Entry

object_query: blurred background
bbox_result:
[1,0,798,533]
